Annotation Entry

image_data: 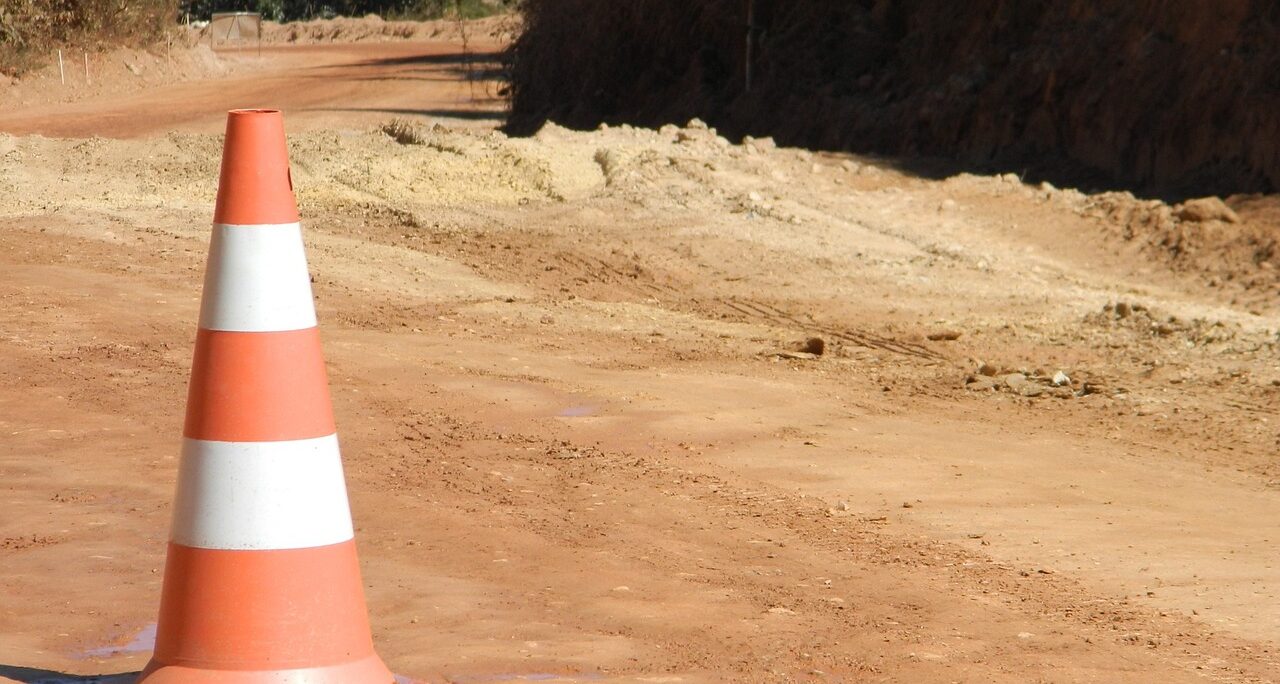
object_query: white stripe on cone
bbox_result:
[171,435,355,550]
[198,223,318,333]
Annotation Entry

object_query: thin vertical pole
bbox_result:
[84,52,90,84]
[744,0,754,93]
[57,49,65,85]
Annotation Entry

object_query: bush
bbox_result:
[0,0,177,74]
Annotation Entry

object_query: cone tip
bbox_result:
[214,109,299,225]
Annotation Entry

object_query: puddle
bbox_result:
[81,624,156,659]
[556,405,595,417]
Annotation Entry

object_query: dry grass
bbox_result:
[0,0,177,75]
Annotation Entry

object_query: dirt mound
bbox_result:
[1081,191,1280,310]
[253,14,511,44]
[508,0,1280,198]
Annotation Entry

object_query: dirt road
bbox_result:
[2,27,1280,684]
[0,40,503,138]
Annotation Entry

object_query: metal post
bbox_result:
[57,49,65,85]
[744,0,754,93]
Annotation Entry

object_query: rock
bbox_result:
[965,375,997,391]
[797,337,825,355]
[771,350,818,360]
[926,330,962,341]
[977,362,999,376]
[1002,373,1028,388]
[1114,301,1133,318]
[1175,197,1240,223]
[686,117,709,130]
[766,606,796,615]
[841,159,860,173]
[1051,370,1070,386]
[1017,384,1044,397]
[752,136,777,152]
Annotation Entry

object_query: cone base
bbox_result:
[135,653,394,684]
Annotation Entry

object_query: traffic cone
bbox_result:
[138,109,393,684]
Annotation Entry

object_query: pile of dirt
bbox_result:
[507,0,1280,198]
[250,13,512,44]
[1080,191,1280,309]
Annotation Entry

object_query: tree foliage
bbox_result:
[178,0,510,22]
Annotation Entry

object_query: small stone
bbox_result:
[1115,301,1133,318]
[1002,373,1028,388]
[1051,370,1070,386]
[611,585,630,592]
[771,350,819,360]
[766,606,795,615]
[977,362,999,376]
[965,376,997,391]
[798,337,825,355]
[926,330,961,341]
[686,118,709,130]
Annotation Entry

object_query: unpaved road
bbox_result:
[0,40,503,138]
[2,27,1280,684]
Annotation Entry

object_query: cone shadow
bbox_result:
[0,666,137,684]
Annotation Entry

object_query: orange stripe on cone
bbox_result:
[140,109,392,684]
[184,328,335,443]
[150,542,375,668]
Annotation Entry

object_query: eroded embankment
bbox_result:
[507,0,1280,198]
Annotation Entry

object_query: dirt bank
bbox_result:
[508,0,1280,198]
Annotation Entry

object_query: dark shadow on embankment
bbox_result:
[505,0,1280,202]
[303,106,505,121]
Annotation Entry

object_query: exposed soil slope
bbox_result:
[509,0,1280,197]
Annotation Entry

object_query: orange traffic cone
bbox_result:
[138,109,393,684]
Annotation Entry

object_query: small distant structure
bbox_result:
[210,11,262,54]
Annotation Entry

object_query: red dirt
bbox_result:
[2,24,1280,684]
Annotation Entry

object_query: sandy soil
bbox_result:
[2,21,1280,684]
